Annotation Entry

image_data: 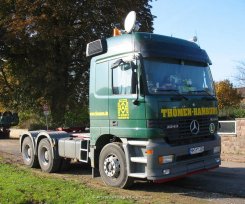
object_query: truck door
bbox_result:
[90,61,110,144]
[108,55,146,138]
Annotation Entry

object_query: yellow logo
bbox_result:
[118,99,129,119]
[161,107,218,118]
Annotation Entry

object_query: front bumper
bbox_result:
[145,135,221,181]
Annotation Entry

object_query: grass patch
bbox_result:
[0,158,133,204]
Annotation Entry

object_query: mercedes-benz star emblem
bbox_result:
[190,120,200,135]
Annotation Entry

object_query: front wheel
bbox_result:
[99,143,134,188]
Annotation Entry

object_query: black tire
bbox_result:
[38,138,61,173]
[0,128,6,139]
[2,127,10,138]
[0,127,10,139]
[0,130,4,139]
[3,128,10,139]
[99,143,134,188]
[59,158,71,172]
[22,137,39,168]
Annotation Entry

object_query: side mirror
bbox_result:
[111,59,125,69]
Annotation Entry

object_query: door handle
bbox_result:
[111,121,118,126]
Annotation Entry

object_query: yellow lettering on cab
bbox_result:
[161,107,218,118]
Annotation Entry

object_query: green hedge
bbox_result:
[218,107,245,120]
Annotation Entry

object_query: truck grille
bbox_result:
[148,116,218,145]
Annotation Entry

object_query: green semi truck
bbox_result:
[20,12,221,188]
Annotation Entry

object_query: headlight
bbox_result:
[213,146,221,154]
[158,155,174,164]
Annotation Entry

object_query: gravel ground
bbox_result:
[0,138,245,204]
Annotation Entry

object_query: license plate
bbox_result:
[189,146,204,155]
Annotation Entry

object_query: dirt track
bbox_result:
[0,139,245,204]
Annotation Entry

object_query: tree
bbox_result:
[215,80,242,109]
[235,61,245,86]
[0,0,155,125]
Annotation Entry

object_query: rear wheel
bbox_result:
[22,137,39,168]
[38,138,61,173]
[99,143,134,188]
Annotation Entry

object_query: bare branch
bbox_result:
[234,61,245,86]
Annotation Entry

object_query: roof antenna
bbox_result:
[189,31,200,47]
[194,30,200,47]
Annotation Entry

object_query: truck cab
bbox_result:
[87,32,220,187]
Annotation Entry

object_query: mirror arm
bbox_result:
[133,74,140,105]
[133,96,139,105]
[132,57,140,105]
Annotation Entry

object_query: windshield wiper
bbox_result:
[156,88,178,92]
[156,88,188,100]
[188,90,216,100]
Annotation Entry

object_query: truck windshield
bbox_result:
[144,59,215,95]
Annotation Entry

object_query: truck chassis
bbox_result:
[20,129,220,188]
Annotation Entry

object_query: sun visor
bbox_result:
[136,37,212,65]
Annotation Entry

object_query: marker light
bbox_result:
[113,28,121,36]
[145,149,153,155]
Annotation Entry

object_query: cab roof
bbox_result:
[91,32,211,64]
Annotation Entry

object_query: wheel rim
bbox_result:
[24,145,32,162]
[103,154,120,178]
[40,147,49,166]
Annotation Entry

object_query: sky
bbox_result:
[150,0,245,86]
